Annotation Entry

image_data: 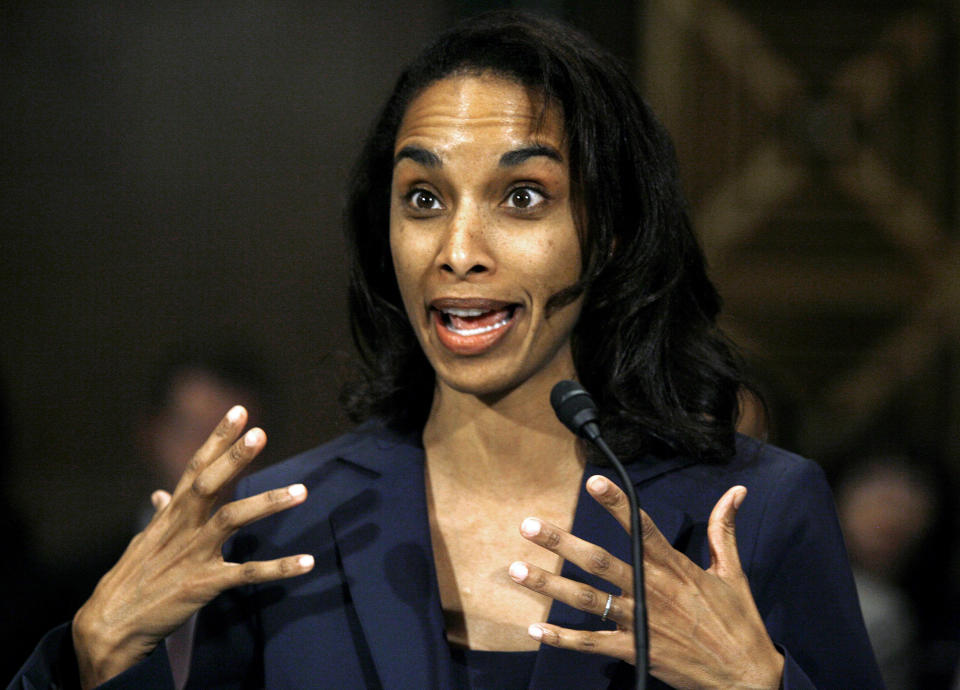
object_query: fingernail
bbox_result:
[288,484,306,498]
[528,624,544,641]
[244,429,262,447]
[508,561,528,582]
[299,555,314,569]
[520,518,541,537]
[587,475,608,493]
[227,406,243,424]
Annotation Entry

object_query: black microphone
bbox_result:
[550,380,602,442]
[550,380,647,690]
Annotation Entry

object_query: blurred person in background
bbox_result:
[837,455,937,689]
[137,346,273,522]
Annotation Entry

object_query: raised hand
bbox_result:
[71,406,314,689]
[509,476,784,689]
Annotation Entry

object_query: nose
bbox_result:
[436,201,494,279]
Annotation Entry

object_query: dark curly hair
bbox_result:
[341,10,749,463]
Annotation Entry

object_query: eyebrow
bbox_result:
[499,145,563,167]
[392,144,564,169]
[394,146,440,168]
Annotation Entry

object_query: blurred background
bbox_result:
[2,0,958,686]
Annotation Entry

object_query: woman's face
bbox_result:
[389,73,582,398]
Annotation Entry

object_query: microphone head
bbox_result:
[550,380,600,439]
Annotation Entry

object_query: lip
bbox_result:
[429,297,521,356]
[430,297,517,311]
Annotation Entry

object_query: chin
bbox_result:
[431,354,565,404]
[435,367,524,400]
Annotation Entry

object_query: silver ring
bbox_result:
[600,593,613,622]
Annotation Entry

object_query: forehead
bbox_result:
[394,73,565,155]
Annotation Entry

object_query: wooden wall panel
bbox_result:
[640,1,958,467]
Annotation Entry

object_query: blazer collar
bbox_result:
[330,423,695,688]
[328,424,454,688]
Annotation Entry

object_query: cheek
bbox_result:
[554,235,582,282]
[521,230,581,291]
[389,221,429,306]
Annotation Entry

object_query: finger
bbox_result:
[585,475,633,532]
[151,490,172,511]
[509,561,632,628]
[527,623,633,664]
[586,476,693,575]
[707,485,747,580]
[202,484,308,547]
[519,517,633,591]
[221,553,316,589]
[187,427,267,504]
[174,405,248,493]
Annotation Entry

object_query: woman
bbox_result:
[13,11,880,689]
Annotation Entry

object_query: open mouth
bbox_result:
[438,305,518,336]
[430,300,520,355]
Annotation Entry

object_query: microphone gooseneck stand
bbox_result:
[550,380,647,690]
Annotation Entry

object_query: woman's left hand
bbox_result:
[508,477,784,689]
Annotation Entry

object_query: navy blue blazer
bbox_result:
[12,421,882,689]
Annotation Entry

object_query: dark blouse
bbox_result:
[449,646,539,689]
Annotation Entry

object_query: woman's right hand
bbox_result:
[71,405,314,689]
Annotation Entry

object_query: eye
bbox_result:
[406,189,443,212]
[504,186,547,210]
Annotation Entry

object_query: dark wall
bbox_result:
[1,1,452,564]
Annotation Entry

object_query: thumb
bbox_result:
[707,485,747,580]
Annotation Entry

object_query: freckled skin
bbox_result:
[389,74,583,400]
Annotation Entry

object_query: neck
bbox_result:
[422,375,585,495]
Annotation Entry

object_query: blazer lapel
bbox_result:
[328,431,454,689]
[326,425,697,690]
[530,457,694,689]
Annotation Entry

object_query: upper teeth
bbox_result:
[443,308,487,317]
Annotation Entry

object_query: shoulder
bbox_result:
[727,436,837,525]
[729,434,826,485]
[715,438,849,591]
[635,435,830,518]
[703,437,839,549]
[630,436,839,576]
